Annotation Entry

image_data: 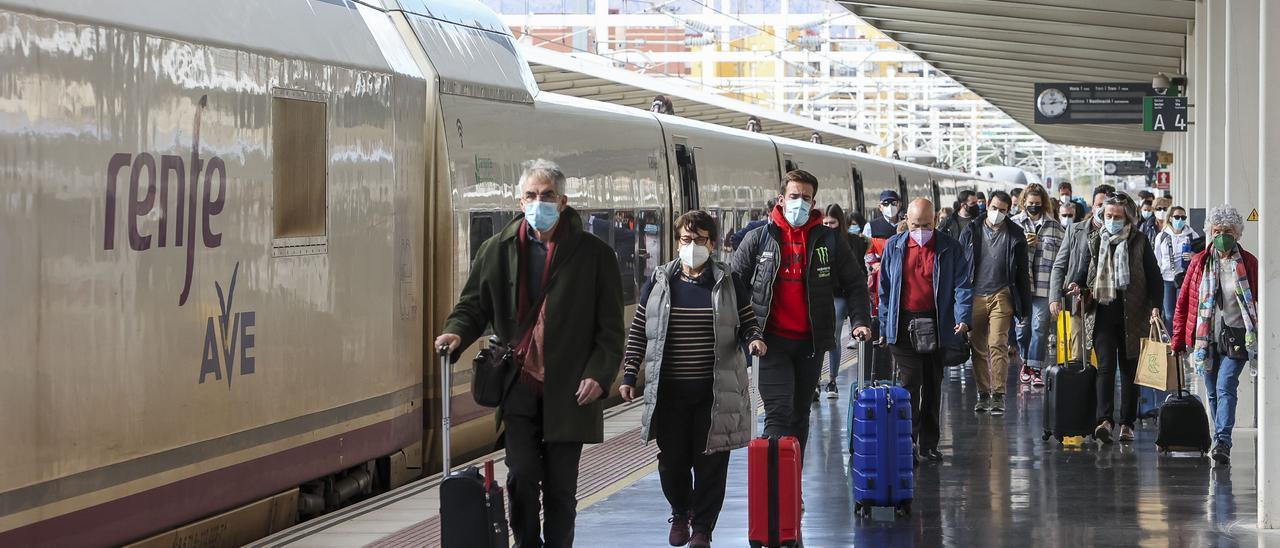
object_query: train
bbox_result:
[0,0,1017,545]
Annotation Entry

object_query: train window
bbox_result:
[784,158,798,173]
[674,144,699,212]
[637,210,663,285]
[614,211,639,305]
[469,213,494,262]
[271,90,328,254]
[852,165,866,214]
[897,175,908,203]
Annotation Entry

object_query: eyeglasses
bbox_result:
[1156,207,1168,212]
[678,236,710,245]
[1171,215,1188,220]
[881,200,899,206]
[522,190,559,202]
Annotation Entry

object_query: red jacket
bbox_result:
[1171,248,1258,352]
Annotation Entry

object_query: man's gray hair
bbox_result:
[1206,204,1245,234]
[519,159,567,194]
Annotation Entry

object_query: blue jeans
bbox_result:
[826,298,847,384]
[1162,280,1179,328]
[1016,297,1051,370]
[1203,354,1246,448]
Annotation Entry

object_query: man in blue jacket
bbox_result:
[878,198,973,463]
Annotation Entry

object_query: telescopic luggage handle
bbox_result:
[438,344,452,476]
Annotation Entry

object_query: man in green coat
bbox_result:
[436,160,625,548]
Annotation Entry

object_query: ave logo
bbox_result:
[199,262,258,387]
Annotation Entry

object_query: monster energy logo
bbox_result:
[815,246,829,264]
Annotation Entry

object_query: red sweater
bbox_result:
[903,234,937,313]
[766,206,823,340]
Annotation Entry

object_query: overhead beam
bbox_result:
[886,31,1182,68]
[864,19,1184,58]
[905,43,1177,75]
[842,0,1190,33]
[923,55,1153,81]
[846,5,1187,46]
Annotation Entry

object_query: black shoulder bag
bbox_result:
[471,271,559,408]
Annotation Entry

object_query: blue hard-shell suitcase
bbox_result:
[849,342,914,518]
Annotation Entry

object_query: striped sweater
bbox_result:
[622,269,762,384]
[1012,212,1065,299]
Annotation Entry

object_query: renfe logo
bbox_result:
[102,95,226,306]
[199,262,256,387]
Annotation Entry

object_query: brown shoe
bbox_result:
[668,512,691,546]
[689,531,711,548]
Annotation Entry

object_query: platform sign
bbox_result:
[1104,160,1149,177]
[1034,82,1154,125]
[1143,96,1188,132]
[1155,171,1171,190]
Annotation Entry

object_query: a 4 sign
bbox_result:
[1143,96,1188,132]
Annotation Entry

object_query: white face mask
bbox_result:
[884,205,899,218]
[1155,210,1167,221]
[988,210,1006,225]
[910,228,934,247]
[679,242,710,269]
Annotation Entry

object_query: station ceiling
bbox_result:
[521,45,885,150]
[836,0,1193,151]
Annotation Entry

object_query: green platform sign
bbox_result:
[1143,96,1188,132]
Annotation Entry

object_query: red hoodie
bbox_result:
[767,205,823,340]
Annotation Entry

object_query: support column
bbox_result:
[1257,0,1280,530]
[1222,0,1261,429]
[1191,1,1209,209]
[1204,0,1227,207]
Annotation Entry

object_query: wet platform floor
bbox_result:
[575,366,1274,547]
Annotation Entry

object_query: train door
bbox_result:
[898,174,909,203]
[674,140,699,213]
[851,163,866,214]
[931,179,942,210]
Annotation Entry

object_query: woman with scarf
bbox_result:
[1067,193,1163,444]
[1172,205,1258,465]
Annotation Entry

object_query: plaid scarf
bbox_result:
[1092,225,1131,305]
[1191,247,1259,372]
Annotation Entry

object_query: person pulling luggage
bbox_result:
[731,170,872,467]
[435,160,625,548]
[1171,204,1258,465]
[619,210,766,548]
[1066,192,1163,444]
[877,198,972,463]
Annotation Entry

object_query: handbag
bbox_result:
[941,335,971,368]
[906,316,938,354]
[471,266,561,408]
[1218,325,1249,360]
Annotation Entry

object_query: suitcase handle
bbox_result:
[438,344,452,477]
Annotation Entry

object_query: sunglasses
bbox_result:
[1171,215,1188,220]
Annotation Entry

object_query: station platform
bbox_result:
[254,356,1273,548]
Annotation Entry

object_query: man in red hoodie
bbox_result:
[732,170,873,462]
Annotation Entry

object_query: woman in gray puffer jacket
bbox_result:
[620,210,767,548]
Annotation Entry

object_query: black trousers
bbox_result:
[503,381,585,548]
[759,333,821,461]
[653,379,731,534]
[889,314,945,451]
[1094,322,1139,428]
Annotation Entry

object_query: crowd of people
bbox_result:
[434,159,1257,547]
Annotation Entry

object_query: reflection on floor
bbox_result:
[575,365,1271,547]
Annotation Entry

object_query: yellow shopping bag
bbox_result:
[1055,309,1097,368]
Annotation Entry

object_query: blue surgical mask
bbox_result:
[523,201,560,233]
[847,225,861,235]
[1105,218,1125,235]
[1171,219,1187,231]
[1094,208,1104,224]
[783,198,811,227]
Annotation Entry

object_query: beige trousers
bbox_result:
[971,288,1014,396]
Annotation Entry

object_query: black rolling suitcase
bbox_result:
[438,346,510,548]
[1155,352,1212,455]
[1042,298,1097,442]
[859,319,894,384]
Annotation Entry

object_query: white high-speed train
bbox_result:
[0,0,1014,545]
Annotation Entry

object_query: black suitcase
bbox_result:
[438,346,510,548]
[859,320,894,384]
[1155,353,1212,455]
[1042,302,1097,442]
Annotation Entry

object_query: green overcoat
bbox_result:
[444,207,625,443]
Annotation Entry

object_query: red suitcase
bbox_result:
[747,356,802,548]
[748,436,802,548]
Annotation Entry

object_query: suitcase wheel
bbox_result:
[1042,431,1051,442]
[895,501,912,517]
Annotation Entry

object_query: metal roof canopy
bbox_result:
[520,45,884,149]
[837,0,1193,151]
